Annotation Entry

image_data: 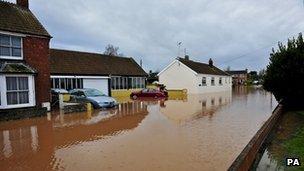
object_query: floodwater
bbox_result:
[256,111,304,171]
[0,87,277,171]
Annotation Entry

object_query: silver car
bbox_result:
[69,88,118,109]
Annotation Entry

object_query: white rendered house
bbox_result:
[158,56,232,94]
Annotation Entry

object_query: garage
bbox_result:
[50,76,110,95]
[83,78,109,95]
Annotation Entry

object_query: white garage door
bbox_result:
[83,78,109,95]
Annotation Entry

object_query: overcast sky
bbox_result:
[9,0,304,72]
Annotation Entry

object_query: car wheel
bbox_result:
[132,95,138,99]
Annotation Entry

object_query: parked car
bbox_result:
[130,88,168,99]
[69,88,118,109]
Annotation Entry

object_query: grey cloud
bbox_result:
[8,0,304,71]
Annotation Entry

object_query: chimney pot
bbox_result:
[209,58,213,67]
[17,0,29,9]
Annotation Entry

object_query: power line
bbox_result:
[219,44,272,64]
[219,31,304,64]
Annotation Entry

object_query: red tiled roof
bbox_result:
[0,1,50,37]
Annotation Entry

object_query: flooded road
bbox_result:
[0,87,277,171]
[256,111,304,171]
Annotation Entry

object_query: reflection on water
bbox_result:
[0,87,277,171]
[160,91,232,123]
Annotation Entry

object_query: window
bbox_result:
[51,78,83,90]
[211,98,215,106]
[211,77,215,86]
[0,34,22,59]
[6,77,29,105]
[0,75,34,109]
[219,77,222,85]
[202,100,206,107]
[111,77,146,90]
[202,77,207,86]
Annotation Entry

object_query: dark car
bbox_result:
[130,88,168,99]
[69,88,118,109]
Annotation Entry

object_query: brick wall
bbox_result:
[23,36,51,106]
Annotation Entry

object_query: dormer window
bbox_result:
[0,34,23,59]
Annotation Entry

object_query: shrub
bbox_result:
[263,33,304,108]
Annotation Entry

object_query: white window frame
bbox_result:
[0,33,24,60]
[50,78,84,90]
[0,75,35,109]
[202,77,207,86]
[211,77,215,86]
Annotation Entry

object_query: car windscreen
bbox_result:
[84,89,105,97]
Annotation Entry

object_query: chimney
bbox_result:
[185,55,189,60]
[209,58,213,67]
[17,0,29,9]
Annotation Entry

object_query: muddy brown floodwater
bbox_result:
[0,87,277,171]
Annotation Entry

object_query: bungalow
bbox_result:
[50,49,147,96]
[158,56,232,94]
[0,0,51,110]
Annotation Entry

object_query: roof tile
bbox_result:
[0,1,50,37]
[178,58,230,76]
[50,49,147,76]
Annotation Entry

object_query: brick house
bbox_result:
[226,69,248,85]
[0,0,51,110]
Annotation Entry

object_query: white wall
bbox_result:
[196,74,232,93]
[83,78,109,95]
[158,60,198,93]
[158,60,232,94]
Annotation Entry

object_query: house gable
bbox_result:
[158,60,198,77]
[158,60,198,92]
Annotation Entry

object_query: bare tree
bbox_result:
[103,44,123,56]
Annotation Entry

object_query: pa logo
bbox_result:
[286,158,301,166]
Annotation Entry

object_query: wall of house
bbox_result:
[158,60,198,93]
[196,74,232,93]
[158,60,232,94]
[23,36,51,107]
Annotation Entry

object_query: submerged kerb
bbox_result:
[228,104,284,171]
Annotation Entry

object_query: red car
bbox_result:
[130,88,168,99]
